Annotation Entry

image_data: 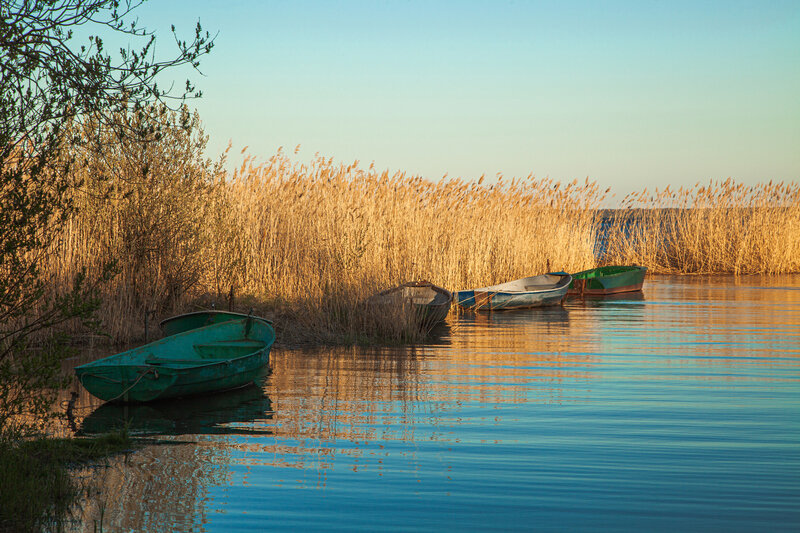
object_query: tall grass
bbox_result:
[38,111,800,344]
[47,131,604,343]
[603,179,800,274]
[214,150,604,342]
[42,109,224,342]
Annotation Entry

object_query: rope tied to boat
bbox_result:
[245,308,254,337]
[474,290,493,311]
[79,366,158,403]
[106,367,158,402]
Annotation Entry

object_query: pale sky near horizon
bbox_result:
[135,0,798,198]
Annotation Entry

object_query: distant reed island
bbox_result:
[39,111,800,345]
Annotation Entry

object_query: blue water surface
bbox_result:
[73,276,800,532]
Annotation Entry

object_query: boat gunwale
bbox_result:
[571,265,647,280]
[75,318,275,371]
[457,272,572,296]
[159,310,273,330]
[374,281,453,305]
[143,344,269,369]
[76,348,267,374]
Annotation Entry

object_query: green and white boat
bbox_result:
[75,317,275,403]
[568,265,647,296]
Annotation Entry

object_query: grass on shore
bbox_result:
[0,430,134,533]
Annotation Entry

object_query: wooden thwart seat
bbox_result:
[193,341,265,357]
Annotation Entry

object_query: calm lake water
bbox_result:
[67,276,800,532]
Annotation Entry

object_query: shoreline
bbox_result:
[62,272,800,351]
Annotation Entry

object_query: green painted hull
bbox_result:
[568,265,647,295]
[75,318,275,403]
[160,310,272,337]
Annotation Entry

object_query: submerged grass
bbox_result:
[0,430,134,533]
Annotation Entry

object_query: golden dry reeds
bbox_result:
[208,150,604,343]
[38,111,800,345]
[45,140,604,343]
[603,179,800,274]
[40,108,223,342]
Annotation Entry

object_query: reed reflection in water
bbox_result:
[67,276,800,532]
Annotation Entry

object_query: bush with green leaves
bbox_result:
[1,0,214,440]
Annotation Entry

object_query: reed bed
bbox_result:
[603,180,800,274]
[37,112,800,345]
[209,151,603,343]
[38,110,220,344]
[46,136,604,343]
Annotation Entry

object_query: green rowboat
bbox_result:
[160,310,272,337]
[568,265,647,296]
[75,317,275,403]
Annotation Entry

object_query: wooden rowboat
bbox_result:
[75,317,275,403]
[160,310,271,337]
[568,265,647,296]
[455,272,572,311]
[368,281,452,326]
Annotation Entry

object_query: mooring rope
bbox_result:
[105,367,157,402]
[77,367,157,403]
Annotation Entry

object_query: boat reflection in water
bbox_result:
[79,383,273,437]
[574,290,645,303]
[569,290,646,317]
[68,382,275,533]
[458,304,571,327]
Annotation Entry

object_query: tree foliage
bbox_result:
[0,0,214,439]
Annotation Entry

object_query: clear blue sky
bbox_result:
[138,0,799,196]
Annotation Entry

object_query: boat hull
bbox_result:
[568,266,647,296]
[369,281,452,326]
[455,273,571,311]
[76,353,269,403]
[75,319,275,403]
[417,301,451,325]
